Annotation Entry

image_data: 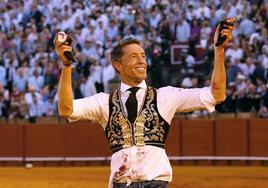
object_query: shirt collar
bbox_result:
[120,80,147,92]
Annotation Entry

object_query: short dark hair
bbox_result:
[111,38,143,62]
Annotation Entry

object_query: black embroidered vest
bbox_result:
[105,86,170,153]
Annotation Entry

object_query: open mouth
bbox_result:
[136,67,146,71]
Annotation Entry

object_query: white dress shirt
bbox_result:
[68,80,216,187]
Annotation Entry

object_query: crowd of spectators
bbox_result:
[0,0,268,123]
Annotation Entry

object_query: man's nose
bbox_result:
[137,56,145,63]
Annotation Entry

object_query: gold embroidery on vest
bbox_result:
[134,112,146,146]
[108,90,132,148]
[142,88,165,142]
[108,87,167,150]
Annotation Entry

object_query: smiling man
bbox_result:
[55,17,235,188]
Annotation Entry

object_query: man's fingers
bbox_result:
[219,31,233,44]
[220,30,231,36]
[56,45,72,54]
[225,17,237,24]
[60,45,72,52]
[56,44,72,50]
[220,31,232,39]
[224,25,234,30]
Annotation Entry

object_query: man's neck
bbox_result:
[121,80,145,87]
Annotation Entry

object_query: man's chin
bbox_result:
[138,75,147,81]
[135,76,146,84]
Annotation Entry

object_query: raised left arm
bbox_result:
[211,17,236,103]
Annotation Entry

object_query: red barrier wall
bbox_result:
[1,118,268,163]
[214,119,248,156]
[24,124,66,157]
[65,122,110,157]
[181,119,214,156]
[0,125,23,157]
[249,119,268,156]
[166,118,181,156]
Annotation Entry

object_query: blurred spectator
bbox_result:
[5,60,16,93]
[239,13,256,37]
[27,69,45,92]
[209,5,219,29]
[0,92,9,121]
[43,96,57,116]
[14,68,28,92]
[258,106,268,118]
[195,0,211,20]
[258,45,268,69]
[238,56,255,79]
[200,19,212,48]
[24,86,42,106]
[190,18,201,44]
[175,16,190,42]
[226,59,241,83]
[102,50,116,93]
[90,59,103,93]
[236,73,247,91]
[9,86,22,120]
[185,4,196,22]
[225,42,244,64]
[27,92,44,123]
[216,82,236,113]
[80,75,97,98]
[0,61,6,86]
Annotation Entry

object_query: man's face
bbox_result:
[114,43,147,86]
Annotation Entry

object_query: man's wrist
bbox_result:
[62,60,72,67]
[214,46,224,53]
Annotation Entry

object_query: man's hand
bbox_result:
[53,35,73,66]
[214,17,236,48]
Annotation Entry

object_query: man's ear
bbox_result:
[112,61,121,74]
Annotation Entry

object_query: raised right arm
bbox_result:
[54,35,74,118]
[58,66,73,117]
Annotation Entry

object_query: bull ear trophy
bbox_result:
[215,17,236,47]
[54,31,76,63]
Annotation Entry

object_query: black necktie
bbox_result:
[126,87,140,124]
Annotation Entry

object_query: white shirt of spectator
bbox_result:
[81,41,99,60]
[141,0,156,10]
[25,90,42,105]
[175,19,190,42]
[80,76,97,98]
[215,6,227,21]
[0,65,6,86]
[149,11,162,29]
[227,3,238,18]
[94,21,106,43]
[102,63,116,93]
[14,69,28,92]
[238,57,256,78]
[68,80,217,187]
[44,99,57,116]
[28,72,45,92]
[90,64,102,84]
[195,4,211,19]
[27,94,44,118]
[81,25,98,46]
[260,53,268,69]
[106,21,119,41]
[225,45,244,64]
[239,17,255,37]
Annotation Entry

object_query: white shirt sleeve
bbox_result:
[67,92,109,129]
[157,86,216,124]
